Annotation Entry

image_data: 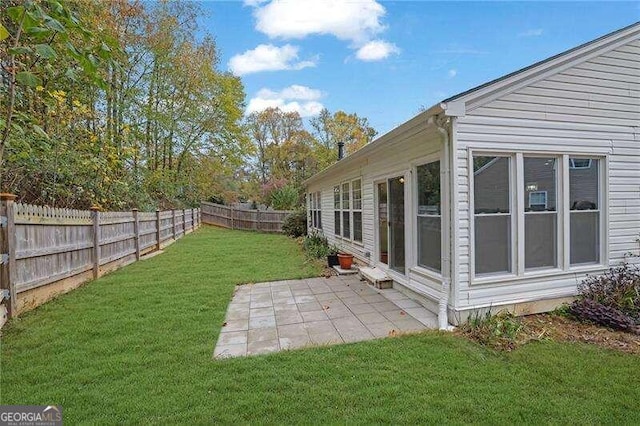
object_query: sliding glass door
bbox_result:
[377,177,405,274]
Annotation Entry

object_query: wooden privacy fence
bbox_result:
[0,193,201,327]
[200,201,292,233]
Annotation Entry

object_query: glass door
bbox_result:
[388,176,406,273]
[377,182,388,265]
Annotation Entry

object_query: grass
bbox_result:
[1,226,638,424]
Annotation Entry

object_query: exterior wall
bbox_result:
[454,39,640,312]
[307,124,446,304]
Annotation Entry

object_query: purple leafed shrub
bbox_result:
[569,263,640,334]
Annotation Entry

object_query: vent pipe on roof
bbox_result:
[337,142,345,160]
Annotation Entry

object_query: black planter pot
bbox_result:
[327,254,339,267]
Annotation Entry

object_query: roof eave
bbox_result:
[442,21,640,109]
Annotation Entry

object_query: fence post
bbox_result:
[1,193,17,318]
[191,208,196,230]
[155,209,161,251]
[90,206,100,280]
[172,209,177,239]
[132,208,140,261]
[230,205,234,230]
[182,208,186,235]
[256,209,261,232]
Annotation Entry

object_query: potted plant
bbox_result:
[327,245,340,267]
[337,251,354,270]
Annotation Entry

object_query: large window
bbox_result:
[524,157,558,270]
[341,182,350,238]
[417,161,441,272]
[309,191,322,230]
[333,180,362,242]
[473,156,512,275]
[352,179,363,243]
[472,153,603,280]
[333,186,340,236]
[570,158,600,265]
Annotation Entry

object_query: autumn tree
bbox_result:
[310,108,377,164]
[1,0,247,209]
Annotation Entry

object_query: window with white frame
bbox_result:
[352,179,363,243]
[570,157,600,265]
[528,191,547,209]
[473,155,513,275]
[309,191,322,230]
[333,180,362,242]
[524,157,558,270]
[334,186,341,236]
[569,158,592,169]
[417,161,441,272]
[341,182,350,239]
[472,153,603,280]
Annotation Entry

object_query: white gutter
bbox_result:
[432,114,454,330]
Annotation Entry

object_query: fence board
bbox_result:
[0,200,201,322]
[200,202,291,233]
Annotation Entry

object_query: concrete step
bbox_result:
[332,265,359,275]
[359,266,393,289]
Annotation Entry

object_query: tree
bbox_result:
[0,0,113,191]
[310,108,377,160]
[1,0,248,209]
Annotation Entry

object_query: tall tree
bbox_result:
[310,108,377,160]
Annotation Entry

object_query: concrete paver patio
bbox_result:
[214,275,438,358]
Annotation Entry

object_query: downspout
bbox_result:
[434,115,453,330]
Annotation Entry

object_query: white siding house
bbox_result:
[304,23,640,328]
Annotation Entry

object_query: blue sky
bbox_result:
[198,1,639,135]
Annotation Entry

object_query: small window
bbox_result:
[569,158,592,169]
[528,191,547,210]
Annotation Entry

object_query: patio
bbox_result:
[214,275,438,358]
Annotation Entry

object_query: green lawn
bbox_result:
[1,226,638,424]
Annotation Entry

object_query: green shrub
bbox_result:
[302,232,330,259]
[459,310,525,351]
[569,263,640,334]
[270,185,300,210]
[282,209,307,238]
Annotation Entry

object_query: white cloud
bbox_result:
[448,69,457,78]
[243,0,268,6]
[252,0,386,44]
[248,0,398,62]
[246,85,325,117]
[355,40,400,61]
[519,28,544,37]
[228,44,317,75]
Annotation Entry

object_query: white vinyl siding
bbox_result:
[456,38,639,309]
[307,121,444,300]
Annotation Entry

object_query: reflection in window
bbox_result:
[570,158,600,264]
[417,161,441,272]
[473,156,512,275]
